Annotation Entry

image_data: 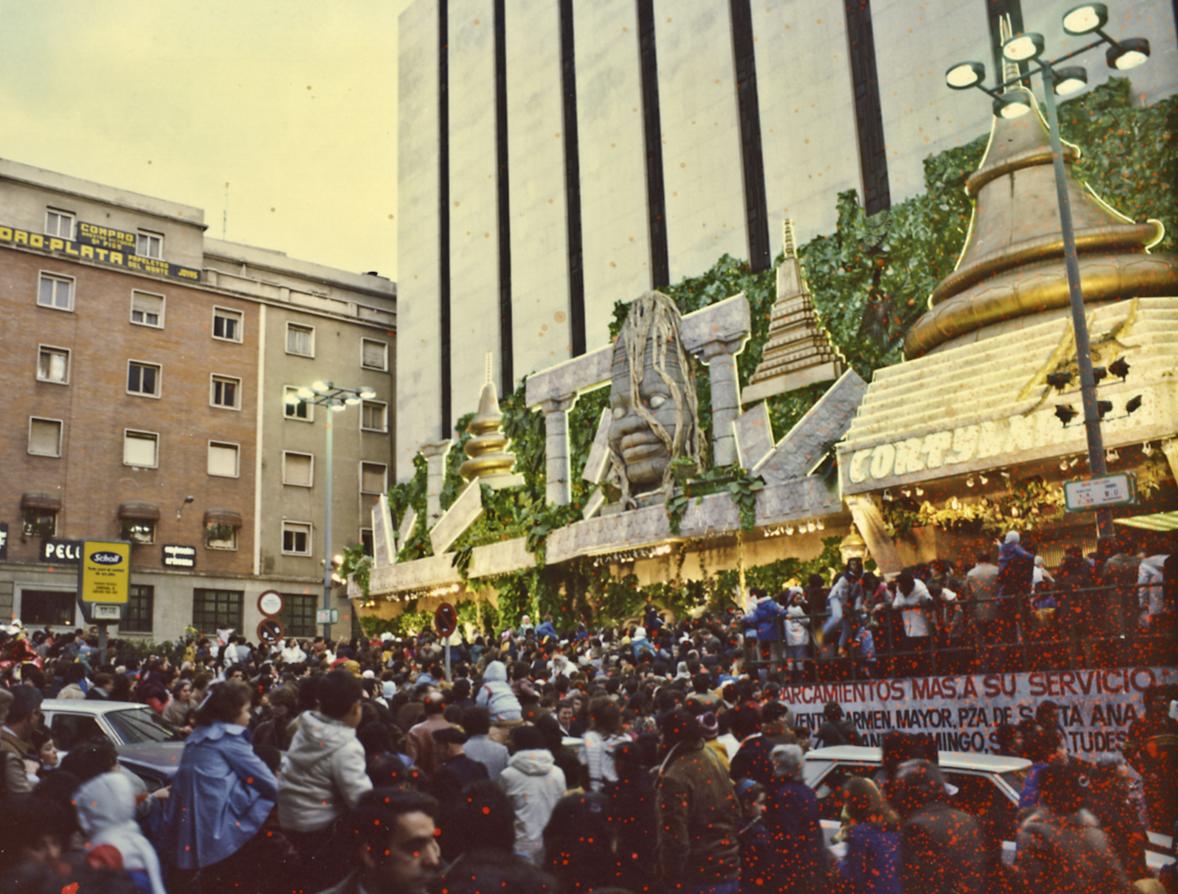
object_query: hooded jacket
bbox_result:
[498,747,566,863]
[278,711,372,833]
[75,771,167,894]
[163,721,278,870]
[476,661,522,723]
[743,596,787,642]
[1015,806,1133,894]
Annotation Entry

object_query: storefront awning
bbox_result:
[21,492,61,511]
[118,502,160,521]
[1115,511,1178,532]
[203,508,243,527]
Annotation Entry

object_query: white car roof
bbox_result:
[805,745,1030,774]
[41,699,149,715]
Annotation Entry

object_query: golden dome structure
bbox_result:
[459,355,521,487]
[904,87,1178,359]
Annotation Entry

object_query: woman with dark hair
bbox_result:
[161,680,281,893]
[837,776,901,894]
[543,791,640,893]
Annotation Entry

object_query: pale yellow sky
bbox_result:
[0,0,413,278]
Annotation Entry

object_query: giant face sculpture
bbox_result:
[607,291,702,506]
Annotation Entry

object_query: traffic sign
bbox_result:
[434,602,458,638]
[258,590,284,617]
[256,617,285,644]
[1064,473,1136,512]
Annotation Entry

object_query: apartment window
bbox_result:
[136,229,164,259]
[282,452,314,487]
[36,346,70,384]
[212,306,243,342]
[123,585,154,633]
[279,594,318,638]
[207,441,240,478]
[283,386,312,421]
[192,588,243,633]
[123,430,159,468]
[45,208,76,240]
[360,462,387,495]
[360,400,387,433]
[282,521,312,556]
[20,590,75,627]
[286,323,315,357]
[28,417,63,457]
[204,511,241,550]
[361,338,388,371]
[360,528,374,556]
[121,520,155,545]
[210,375,241,410]
[127,361,161,397]
[130,290,165,328]
[22,508,56,538]
[37,272,74,311]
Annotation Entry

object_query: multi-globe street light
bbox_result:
[284,381,377,639]
[943,3,1151,541]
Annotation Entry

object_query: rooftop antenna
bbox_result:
[222,182,230,239]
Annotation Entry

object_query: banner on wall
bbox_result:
[779,666,1177,760]
[0,223,200,281]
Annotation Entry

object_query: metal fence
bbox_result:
[748,581,1175,682]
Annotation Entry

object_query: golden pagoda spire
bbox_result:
[904,32,1178,358]
[743,218,845,404]
[459,354,518,484]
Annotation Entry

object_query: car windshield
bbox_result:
[105,708,183,744]
[1000,767,1028,797]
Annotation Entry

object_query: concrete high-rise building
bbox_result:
[0,158,395,641]
[395,0,1177,478]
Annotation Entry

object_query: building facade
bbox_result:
[0,158,395,642]
[395,0,1178,478]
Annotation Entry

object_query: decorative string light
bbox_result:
[591,543,674,567]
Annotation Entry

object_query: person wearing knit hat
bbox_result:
[699,711,730,769]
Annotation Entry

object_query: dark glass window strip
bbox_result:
[843,0,891,214]
[729,0,771,272]
[636,0,669,287]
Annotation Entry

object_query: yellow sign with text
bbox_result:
[79,540,131,604]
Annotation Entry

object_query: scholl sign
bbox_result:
[91,551,124,565]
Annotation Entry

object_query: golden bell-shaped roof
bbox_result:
[905,87,1178,358]
[459,358,517,483]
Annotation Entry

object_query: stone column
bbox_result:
[420,439,452,524]
[700,339,744,468]
[541,398,574,505]
[845,495,904,577]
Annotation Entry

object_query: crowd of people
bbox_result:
[0,534,1173,894]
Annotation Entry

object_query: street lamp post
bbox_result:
[944,3,1151,542]
[285,381,376,640]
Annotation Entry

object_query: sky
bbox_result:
[0,0,412,278]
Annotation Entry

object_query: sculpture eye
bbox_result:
[648,394,667,409]
[612,406,626,419]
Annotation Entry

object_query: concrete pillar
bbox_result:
[700,339,744,468]
[420,440,452,524]
[845,494,904,577]
[541,397,574,505]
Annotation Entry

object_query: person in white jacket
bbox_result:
[280,638,307,665]
[74,770,167,894]
[278,669,372,889]
[476,660,523,742]
[783,588,811,683]
[892,570,934,674]
[499,724,566,865]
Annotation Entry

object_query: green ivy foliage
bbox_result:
[368,79,1173,631]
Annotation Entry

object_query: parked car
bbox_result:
[802,745,1173,875]
[40,698,184,789]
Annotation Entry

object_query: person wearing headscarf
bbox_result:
[75,771,166,894]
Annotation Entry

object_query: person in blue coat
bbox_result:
[743,589,788,672]
[762,744,826,893]
[837,776,901,894]
[162,679,280,892]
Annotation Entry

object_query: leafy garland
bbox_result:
[353,79,1173,632]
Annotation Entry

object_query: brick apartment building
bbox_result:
[0,158,395,642]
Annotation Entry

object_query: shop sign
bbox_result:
[316,608,339,625]
[840,402,1155,492]
[1064,473,1136,511]
[0,222,201,281]
[0,522,7,561]
[162,544,197,568]
[79,540,130,604]
[41,537,82,565]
